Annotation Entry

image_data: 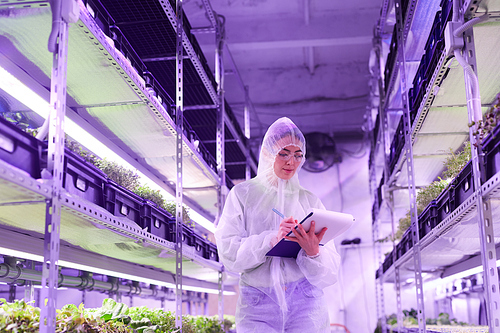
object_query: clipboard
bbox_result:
[266,208,355,258]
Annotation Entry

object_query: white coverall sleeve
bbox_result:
[214,189,276,273]
[296,241,341,289]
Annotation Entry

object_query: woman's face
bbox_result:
[273,144,304,180]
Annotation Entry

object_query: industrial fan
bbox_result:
[302,132,341,173]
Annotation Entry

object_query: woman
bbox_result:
[215,117,340,333]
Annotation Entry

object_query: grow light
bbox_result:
[0,247,233,295]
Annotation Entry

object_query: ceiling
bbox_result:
[183,0,382,146]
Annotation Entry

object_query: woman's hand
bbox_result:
[285,221,327,257]
[277,216,298,241]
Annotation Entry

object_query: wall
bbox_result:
[298,141,377,333]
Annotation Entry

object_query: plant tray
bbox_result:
[436,185,455,223]
[483,123,500,182]
[396,228,413,260]
[450,161,475,208]
[140,200,175,241]
[190,232,207,257]
[388,117,405,175]
[170,224,194,247]
[205,241,219,262]
[418,199,438,240]
[104,181,143,225]
[382,250,394,273]
[40,145,107,207]
[0,117,42,179]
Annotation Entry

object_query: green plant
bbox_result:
[416,178,450,213]
[0,298,40,332]
[395,213,411,240]
[58,303,131,332]
[65,136,100,165]
[0,298,132,333]
[442,141,471,180]
[389,141,470,241]
[95,158,141,191]
[134,185,165,207]
[476,93,500,144]
[162,201,194,228]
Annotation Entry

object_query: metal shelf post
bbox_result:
[215,10,226,323]
[175,0,184,329]
[463,20,500,331]
[394,0,425,329]
[40,4,71,331]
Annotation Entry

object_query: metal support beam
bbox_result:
[40,0,74,329]
[218,268,224,326]
[394,0,425,330]
[183,105,218,111]
[463,19,500,332]
[216,13,227,220]
[244,86,251,180]
[215,10,226,325]
[372,33,389,333]
[175,0,184,329]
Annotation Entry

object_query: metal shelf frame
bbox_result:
[0,0,248,330]
[371,0,500,331]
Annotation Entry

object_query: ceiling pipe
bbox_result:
[303,0,315,75]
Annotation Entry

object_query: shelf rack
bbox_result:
[371,0,500,330]
[0,158,228,285]
[0,0,248,330]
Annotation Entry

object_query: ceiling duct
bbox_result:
[303,132,342,173]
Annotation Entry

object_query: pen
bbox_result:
[272,208,285,219]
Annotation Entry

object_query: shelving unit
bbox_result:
[371,0,500,330]
[0,0,251,330]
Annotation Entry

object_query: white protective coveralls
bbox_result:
[215,117,341,333]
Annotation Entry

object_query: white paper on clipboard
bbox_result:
[286,208,355,245]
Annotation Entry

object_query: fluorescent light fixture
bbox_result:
[0,247,232,295]
[0,65,215,233]
[57,259,177,289]
[189,210,215,233]
[423,261,500,291]
[0,247,44,263]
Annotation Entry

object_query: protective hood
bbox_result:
[256,117,306,189]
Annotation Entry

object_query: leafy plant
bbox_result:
[442,141,471,180]
[395,213,411,241]
[85,298,131,324]
[475,93,500,144]
[58,303,131,332]
[0,298,132,333]
[21,125,195,230]
[134,185,165,207]
[0,298,40,332]
[388,141,469,241]
[95,158,141,191]
[416,178,450,213]
[65,136,100,166]
[162,201,194,228]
